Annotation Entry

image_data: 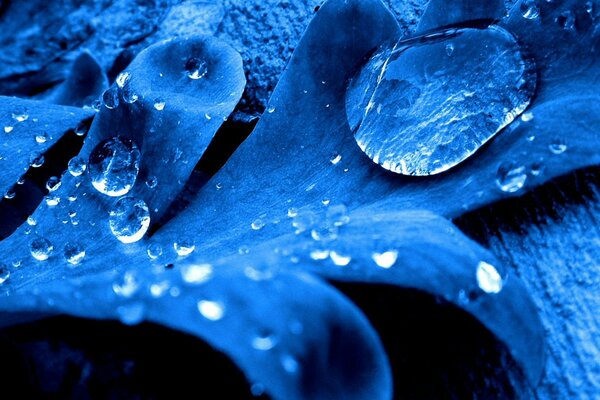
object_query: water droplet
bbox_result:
[186,58,208,80]
[287,207,298,218]
[330,251,351,266]
[150,281,170,298]
[346,26,536,176]
[117,303,145,325]
[521,111,534,122]
[68,157,87,176]
[267,106,276,113]
[252,332,276,350]
[30,237,53,261]
[35,132,48,144]
[281,354,299,374]
[326,204,350,227]
[496,161,527,193]
[476,261,503,294]
[520,0,540,19]
[89,137,140,197]
[121,85,139,104]
[181,263,213,284]
[197,300,225,321]
[330,154,342,165]
[145,176,158,189]
[45,195,60,206]
[251,218,266,230]
[238,245,250,255]
[26,216,37,226]
[74,122,88,137]
[146,243,163,259]
[3,126,13,133]
[4,188,15,199]
[109,198,150,244]
[154,98,165,111]
[292,211,316,234]
[12,111,28,122]
[29,152,44,168]
[64,242,85,265]
[0,264,10,284]
[174,239,195,256]
[116,71,131,88]
[445,43,454,56]
[530,161,545,176]
[113,271,139,298]
[310,249,330,260]
[556,10,575,30]
[321,198,331,206]
[549,139,567,154]
[46,176,61,192]
[103,87,120,109]
[372,250,398,269]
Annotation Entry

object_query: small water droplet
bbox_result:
[330,154,342,165]
[150,281,170,298]
[445,43,454,56]
[549,139,567,154]
[46,176,61,192]
[68,157,87,176]
[45,195,60,206]
[64,242,85,265]
[238,245,250,255]
[520,0,540,19]
[113,271,139,298]
[116,71,131,88]
[35,132,48,144]
[330,251,351,266]
[287,207,298,218]
[326,204,350,227]
[29,152,44,168]
[251,218,266,230]
[109,197,150,244]
[174,239,195,256]
[496,161,527,193]
[154,98,166,111]
[310,249,330,260]
[267,106,276,113]
[103,87,120,109]
[30,237,53,261]
[476,261,503,294]
[181,263,213,284]
[89,137,140,197]
[4,188,15,199]
[3,126,13,133]
[281,354,299,374]
[146,243,163,259]
[186,58,208,79]
[0,264,10,284]
[12,111,28,122]
[372,250,398,269]
[530,161,545,176]
[74,122,88,137]
[521,111,534,122]
[197,300,225,321]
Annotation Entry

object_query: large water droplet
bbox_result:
[103,87,120,109]
[252,331,276,351]
[30,237,53,261]
[89,137,140,197]
[197,300,225,321]
[496,161,527,193]
[330,251,351,266]
[346,26,536,176]
[109,198,150,244]
[174,239,195,256]
[476,261,503,294]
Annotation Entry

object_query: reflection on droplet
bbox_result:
[154,98,166,111]
[113,271,139,298]
[30,237,53,261]
[186,58,208,80]
[0,264,10,284]
[68,157,87,176]
[174,239,195,256]
[496,161,527,193]
[549,139,567,154]
[181,263,213,284]
[372,250,398,269]
[330,251,351,266]
[252,332,276,351]
[147,243,163,259]
[64,242,86,265]
[476,261,503,294]
[109,197,150,244]
[346,26,536,176]
[103,87,120,109]
[197,300,225,321]
[89,137,140,197]
[46,176,61,192]
[520,0,540,19]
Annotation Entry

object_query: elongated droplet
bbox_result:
[89,137,140,197]
[496,161,527,193]
[197,300,225,321]
[476,261,503,294]
[109,198,150,244]
[346,26,536,176]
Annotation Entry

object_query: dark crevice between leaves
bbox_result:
[149,117,258,235]
[0,118,92,240]
[0,316,270,400]
[455,166,600,245]
[334,284,532,400]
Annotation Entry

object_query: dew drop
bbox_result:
[29,152,44,168]
[549,139,567,154]
[113,271,139,298]
[68,157,87,177]
[186,58,208,80]
[4,188,15,199]
[197,300,225,321]
[146,243,163,259]
[310,249,330,260]
[30,237,53,261]
[12,111,28,122]
[145,176,158,189]
[346,26,536,176]
[46,176,61,192]
[3,126,13,133]
[521,111,534,122]
[154,98,166,111]
[445,43,454,56]
[330,154,342,165]
[44,195,60,206]
[103,87,120,109]
[326,204,350,227]
[117,303,145,325]
[88,137,140,197]
[109,197,150,244]
[174,239,195,256]
[330,251,351,266]
[0,264,10,284]
[520,0,540,19]
[181,263,213,284]
[251,218,266,231]
[64,242,85,265]
[372,250,398,269]
[496,161,527,193]
[281,354,299,374]
[287,207,298,218]
[35,132,48,144]
[116,71,131,88]
[476,261,503,294]
[252,332,276,351]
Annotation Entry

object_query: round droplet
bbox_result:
[29,152,44,168]
[0,264,10,284]
[145,176,158,189]
[45,195,60,206]
[121,85,139,104]
[103,87,120,109]
[46,176,61,192]
[549,139,567,154]
[346,26,536,176]
[287,207,298,218]
[12,111,28,122]
[4,126,13,133]
[186,58,208,79]
[251,219,265,230]
[197,300,225,321]
[281,354,299,374]
[496,161,527,193]
[372,250,398,269]
[4,188,15,199]
[116,71,131,88]
[330,154,342,165]
[30,237,53,261]
[330,251,351,266]
[520,0,540,19]
[88,137,140,197]
[35,132,48,144]
[147,243,163,259]
[68,157,87,176]
[252,332,276,351]
[74,122,88,137]
[64,242,85,265]
[181,263,213,284]
[326,204,350,227]
[109,198,150,244]
[154,98,166,111]
[476,261,503,294]
[174,239,195,256]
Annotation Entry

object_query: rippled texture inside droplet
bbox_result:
[346,26,536,176]
[88,137,141,197]
[109,197,150,244]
